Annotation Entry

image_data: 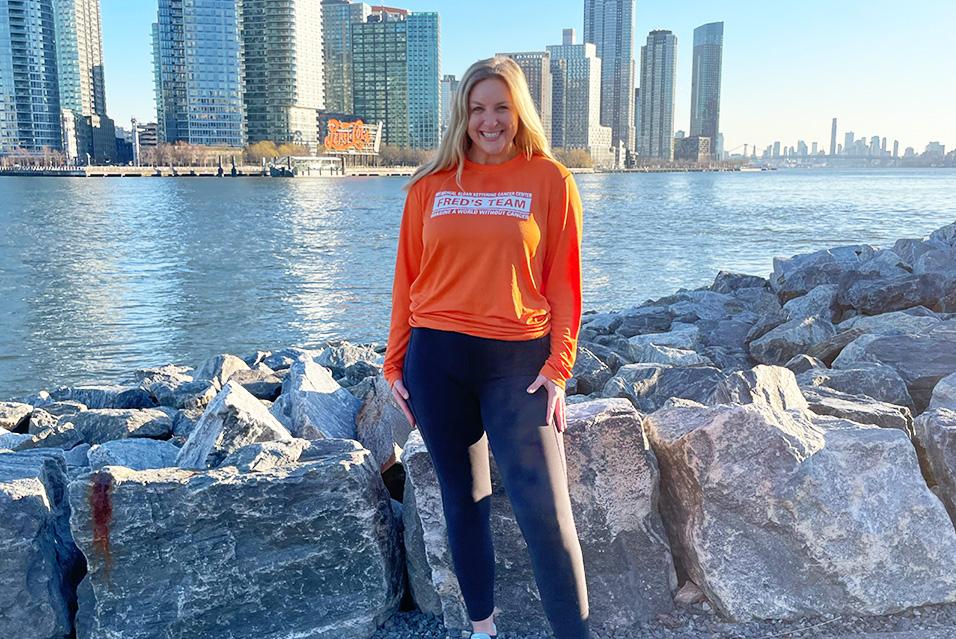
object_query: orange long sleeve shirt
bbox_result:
[383,152,583,389]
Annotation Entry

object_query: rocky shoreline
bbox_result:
[2,221,956,639]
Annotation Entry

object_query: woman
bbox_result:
[383,56,589,639]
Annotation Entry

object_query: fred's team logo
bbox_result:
[431,191,533,220]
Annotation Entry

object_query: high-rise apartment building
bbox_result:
[583,0,635,151]
[322,0,370,114]
[0,0,63,153]
[829,117,837,156]
[688,21,722,159]
[892,139,899,158]
[440,73,458,135]
[547,30,612,166]
[242,0,323,148]
[54,0,115,162]
[637,29,676,160]
[153,0,246,147]
[843,131,854,154]
[351,7,440,149]
[496,51,552,143]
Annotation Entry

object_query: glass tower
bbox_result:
[321,0,370,114]
[406,12,439,149]
[638,29,676,160]
[0,0,62,153]
[688,21,722,159]
[583,0,635,151]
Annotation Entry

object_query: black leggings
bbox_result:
[403,326,589,638]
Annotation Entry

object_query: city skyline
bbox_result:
[98,0,956,153]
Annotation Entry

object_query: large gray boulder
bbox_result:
[930,372,956,411]
[601,364,724,413]
[402,399,677,634]
[68,441,402,639]
[192,353,250,387]
[782,284,839,322]
[0,401,32,432]
[314,341,384,378]
[707,365,809,417]
[749,316,837,365]
[0,450,83,639]
[176,381,292,470]
[615,305,674,337]
[837,307,941,335]
[771,244,876,302]
[839,272,956,316]
[270,358,361,440]
[797,365,914,408]
[630,343,713,367]
[142,376,218,410]
[16,408,175,451]
[48,385,155,409]
[832,320,956,412]
[914,408,956,523]
[644,402,956,621]
[570,346,614,395]
[88,438,181,471]
[353,374,413,470]
[800,385,914,434]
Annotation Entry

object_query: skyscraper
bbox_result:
[440,74,459,135]
[547,30,612,166]
[496,51,552,143]
[0,0,63,153]
[637,29,676,160]
[322,0,370,114]
[351,7,440,148]
[583,0,635,151]
[242,0,323,148]
[829,117,837,156]
[153,0,246,147]
[688,21,722,158]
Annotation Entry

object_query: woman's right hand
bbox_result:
[390,379,417,429]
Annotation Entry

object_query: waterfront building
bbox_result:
[496,51,551,143]
[440,73,458,135]
[637,29,677,160]
[869,135,880,156]
[322,0,371,114]
[153,0,246,147]
[547,29,613,167]
[674,135,710,162]
[892,139,899,158]
[351,7,440,148]
[925,141,945,158]
[53,0,115,163]
[242,0,323,149]
[583,0,635,151]
[0,0,63,154]
[881,137,887,154]
[797,140,808,157]
[772,141,780,157]
[830,118,837,156]
[811,141,818,155]
[688,21,722,159]
[903,147,915,158]
[843,131,854,155]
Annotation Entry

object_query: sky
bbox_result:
[101,0,956,153]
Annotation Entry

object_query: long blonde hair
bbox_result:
[405,55,554,190]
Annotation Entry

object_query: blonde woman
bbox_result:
[383,56,589,639]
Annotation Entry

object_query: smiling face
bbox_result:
[466,77,519,165]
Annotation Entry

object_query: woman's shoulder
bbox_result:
[528,153,573,182]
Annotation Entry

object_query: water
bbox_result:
[1,168,954,401]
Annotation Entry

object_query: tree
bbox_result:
[553,147,593,168]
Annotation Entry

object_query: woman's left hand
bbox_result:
[526,375,567,433]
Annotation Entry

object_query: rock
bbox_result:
[141,377,218,410]
[64,443,92,478]
[602,364,724,413]
[837,307,941,335]
[342,360,382,387]
[914,408,956,522]
[38,400,87,417]
[745,309,789,344]
[262,346,316,371]
[68,443,402,639]
[354,374,413,470]
[804,328,866,366]
[0,401,32,432]
[664,290,745,323]
[132,364,193,384]
[630,343,714,367]
[749,316,837,365]
[627,324,699,360]
[402,399,677,634]
[838,272,956,316]
[929,221,956,245]
[707,365,809,416]
[674,581,708,606]
[15,421,82,451]
[570,346,614,395]
[800,386,914,434]
[66,408,174,444]
[930,372,956,411]
[771,244,876,302]
[914,247,956,274]
[88,439,181,471]
[581,338,630,370]
[270,358,361,440]
[711,271,769,294]
[616,305,674,337]
[782,284,839,322]
[833,320,956,413]
[699,319,755,352]
[48,385,156,409]
[581,311,622,335]
[784,354,825,375]
[893,237,949,266]
[314,341,384,378]
[0,450,83,639]
[644,402,956,621]
[699,346,752,371]
[175,381,293,470]
[217,438,311,472]
[798,365,914,409]
[242,350,271,368]
[731,286,783,317]
[227,368,283,401]
[0,431,32,449]
[28,408,59,433]
[192,353,250,387]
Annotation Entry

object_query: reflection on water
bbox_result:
[1,169,954,399]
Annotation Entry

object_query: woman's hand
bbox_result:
[526,374,567,433]
[390,379,417,429]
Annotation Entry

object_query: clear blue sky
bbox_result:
[102,0,956,153]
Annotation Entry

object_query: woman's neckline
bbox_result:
[463,152,531,173]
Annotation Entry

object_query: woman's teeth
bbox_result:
[481,131,501,139]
